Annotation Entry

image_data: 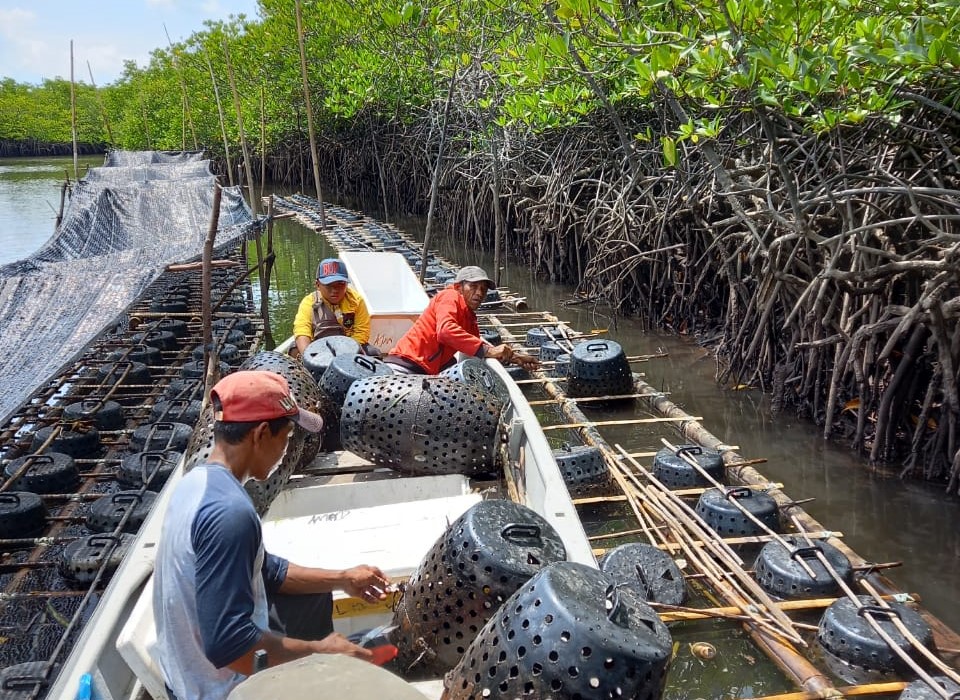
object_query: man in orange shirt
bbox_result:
[385,266,538,375]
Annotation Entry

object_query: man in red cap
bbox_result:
[385,265,539,375]
[154,371,389,700]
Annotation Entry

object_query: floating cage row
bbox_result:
[0,257,262,681]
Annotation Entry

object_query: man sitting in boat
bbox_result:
[153,371,390,700]
[384,265,539,374]
[292,257,380,356]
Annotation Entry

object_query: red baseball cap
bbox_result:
[211,371,324,433]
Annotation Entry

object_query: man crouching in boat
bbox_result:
[292,257,380,356]
[153,371,389,700]
[384,265,539,374]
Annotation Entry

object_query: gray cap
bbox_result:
[454,266,496,289]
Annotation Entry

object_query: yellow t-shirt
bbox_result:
[292,286,371,345]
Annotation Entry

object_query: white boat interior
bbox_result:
[46,252,594,700]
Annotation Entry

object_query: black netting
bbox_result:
[0,151,253,423]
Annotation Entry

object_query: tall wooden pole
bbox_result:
[261,195,276,343]
[86,61,114,145]
[419,68,458,284]
[205,51,234,186]
[202,184,223,400]
[294,0,325,229]
[181,94,187,151]
[222,37,259,216]
[260,84,267,202]
[490,129,505,287]
[140,99,152,150]
[165,24,198,150]
[69,41,79,181]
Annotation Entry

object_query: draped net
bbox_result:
[0,151,254,423]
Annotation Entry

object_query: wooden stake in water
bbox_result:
[86,62,114,145]
[69,41,78,181]
[222,36,258,217]
[294,0,326,228]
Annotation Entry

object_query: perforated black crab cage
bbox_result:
[317,354,392,452]
[900,675,960,700]
[551,444,611,493]
[319,353,392,408]
[695,487,780,537]
[652,444,725,489]
[566,340,634,399]
[439,359,513,406]
[302,335,361,382]
[599,543,687,607]
[526,326,564,348]
[817,595,934,674]
[341,375,503,477]
[754,536,853,599]
[443,562,673,700]
[392,500,567,676]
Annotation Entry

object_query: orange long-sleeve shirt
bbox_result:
[389,287,485,374]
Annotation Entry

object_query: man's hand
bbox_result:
[311,632,373,661]
[483,343,515,363]
[511,353,540,371]
[342,565,390,602]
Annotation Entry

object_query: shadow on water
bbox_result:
[254,203,960,645]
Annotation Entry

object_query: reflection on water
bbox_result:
[0,155,104,265]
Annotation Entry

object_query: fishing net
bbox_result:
[0,151,255,424]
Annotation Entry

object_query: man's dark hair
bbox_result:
[211,394,292,444]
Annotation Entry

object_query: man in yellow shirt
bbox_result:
[292,258,375,355]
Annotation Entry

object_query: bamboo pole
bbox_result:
[294,0,326,228]
[419,67,458,284]
[260,85,267,202]
[744,682,906,700]
[527,392,666,405]
[164,24,198,150]
[69,41,78,181]
[542,416,704,431]
[206,51,235,186]
[86,62,114,145]
[202,184,222,401]
[55,180,68,231]
[259,195,275,342]
[490,126,504,287]
[222,36,259,217]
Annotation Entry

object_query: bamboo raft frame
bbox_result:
[275,196,960,700]
[479,307,960,698]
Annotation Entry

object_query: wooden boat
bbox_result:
[44,250,594,700]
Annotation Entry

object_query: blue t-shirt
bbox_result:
[153,463,288,700]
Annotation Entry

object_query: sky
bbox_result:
[0,0,261,86]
